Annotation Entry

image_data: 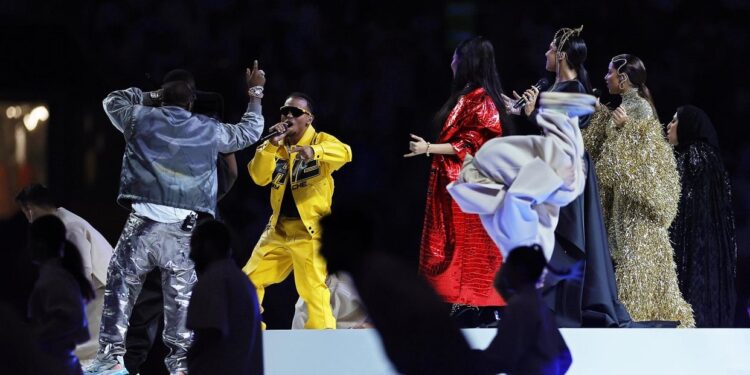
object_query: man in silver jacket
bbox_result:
[85,62,266,375]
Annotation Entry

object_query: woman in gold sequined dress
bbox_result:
[583,54,695,327]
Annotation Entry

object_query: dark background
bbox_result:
[1,0,748,359]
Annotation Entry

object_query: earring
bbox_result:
[618,74,628,90]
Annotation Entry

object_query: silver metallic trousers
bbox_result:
[97,214,196,373]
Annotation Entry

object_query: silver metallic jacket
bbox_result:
[103,88,264,216]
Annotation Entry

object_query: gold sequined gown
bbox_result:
[583,89,695,327]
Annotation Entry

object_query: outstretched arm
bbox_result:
[290,133,353,172]
[215,60,267,153]
[403,134,456,157]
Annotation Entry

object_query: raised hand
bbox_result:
[612,106,629,128]
[246,60,266,87]
[520,86,540,116]
[403,133,429,158]
[268,122,289,146]
[501,93,521,115]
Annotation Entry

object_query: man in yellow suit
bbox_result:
[243,92,352,329]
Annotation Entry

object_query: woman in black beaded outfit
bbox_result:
[667,105,737,327]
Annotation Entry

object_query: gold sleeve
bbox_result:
[582,107,611,162]
[595,118,680,226]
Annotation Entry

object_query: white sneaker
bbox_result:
[83,355,128,375]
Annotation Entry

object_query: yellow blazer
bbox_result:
[248,125,352,237]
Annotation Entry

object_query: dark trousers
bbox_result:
[124,269,165,374]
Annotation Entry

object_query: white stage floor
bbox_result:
[264,328,750,374]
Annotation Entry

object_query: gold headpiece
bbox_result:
[611,56,628,73]
[553,25,584,51]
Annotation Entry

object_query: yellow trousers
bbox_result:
[243,217,335,329]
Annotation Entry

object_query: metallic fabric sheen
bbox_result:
[583,89,695,327]
[96,214,197,372]
[418,87,504,307]
[103,87,264,216]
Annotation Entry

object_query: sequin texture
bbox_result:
[583,90,695,327]
[418,87,505,307]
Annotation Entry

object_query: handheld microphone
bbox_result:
[512,78,551,109]
[259,120,292,142]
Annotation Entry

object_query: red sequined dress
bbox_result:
[418,87,505,307]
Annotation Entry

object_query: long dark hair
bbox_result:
[611,54,658,118]
[434,37,512,133]
[553,34,593,94]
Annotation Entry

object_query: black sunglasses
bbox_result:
[280,105,312,118]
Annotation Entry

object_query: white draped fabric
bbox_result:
[447,94,593,260]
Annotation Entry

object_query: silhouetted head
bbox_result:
[28,215,66,264]
[160,69,197,110]
[190,219,232,275]
[163,69,224,119]
[15,184,57,222]
[494,245,546,300]
[163,68,196,88]
[161,80,196,110]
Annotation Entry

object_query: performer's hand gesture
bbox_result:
[501,93,521,116]
[404,134,429,157]
[290,145,315,160]
[612,106,629,128]
[516,86,539,117]
[269,122,288,146]
[501,86,538,117]
[246,60,266,87]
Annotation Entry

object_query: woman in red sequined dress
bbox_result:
[405,37,512,326]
